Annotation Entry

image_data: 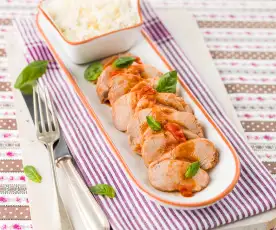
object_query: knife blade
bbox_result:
[21,92,110,230]
[21,94,72,162]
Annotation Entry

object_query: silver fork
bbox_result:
[33,85,74,230]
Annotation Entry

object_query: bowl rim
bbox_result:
[38,0,143,46]
[36,13,241,208]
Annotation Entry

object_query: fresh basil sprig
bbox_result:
[89,184,116,198]
[112,56,136,68]
[156,70,177,93]
[185,161,200,179]
[146,116,162,131]
[24,165,42,183]
[84,61,103,81]
[14,60,48,94]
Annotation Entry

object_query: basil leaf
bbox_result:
[20,85,34,95]
[89,184,116,198]
[156,70,178,93]
[14,61,48,95]
[146,116,162,131]
[112,56,136,68]
[185,161,200,179]
[24,165,42,183]
[84,62,103,81]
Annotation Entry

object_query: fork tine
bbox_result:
[36,85,46,132]
[33,85,39,133]
[43,87,53,132]
[45,88,59,133]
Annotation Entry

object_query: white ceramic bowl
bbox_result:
[38,0,143,64]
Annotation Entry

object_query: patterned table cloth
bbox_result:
[0,0,275,229]
[154,0,276,178]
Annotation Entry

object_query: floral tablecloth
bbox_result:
[0,0,275,229]
[0,1,37,229]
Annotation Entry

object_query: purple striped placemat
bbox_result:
[14,1,276,230]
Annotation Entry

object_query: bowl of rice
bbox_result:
[38,0,143,64]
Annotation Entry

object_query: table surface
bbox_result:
[3,2,276,230]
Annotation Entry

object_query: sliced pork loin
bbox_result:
[127,107,177,153]
[155,93,193,113]
[112,82,193,131]
[97,53,138,103]
[112,92,139,132]
[167,111,203,138]
[135,64,163,79]
[170,138,218,170]
[127,108,154,152]
[96,65,114,103]
[141,123,201,166]
[142,130,178,166]
[148,158,209,192]
[127,107,203,153]
[135,92,193,114]
[108,74,141,105]
[96,56,162,104]
[108,65,163,105]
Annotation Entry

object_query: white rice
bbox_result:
[43,0,140,42]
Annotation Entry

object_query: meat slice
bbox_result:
[96,65,114,103]
[148,158,209,192]
[167,111,204,138]
[155,93,193,113]
[135,92,193,114]
[141,123,201,166]
[127,108,154,152]
[101,52,138,68]
[108,74,141,105]
[127,107,203,153]
[112,80,193,132]
[96,53,137,103]
[108,65,162,105]
[170,139,218,170]
[138,64,163,79]
[111,81,158,132]
[127,107,177,153]
[142,130,178,166]
[96,60,162,104]
[112,92,139,131]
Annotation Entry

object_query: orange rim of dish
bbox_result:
[38,0,143,46]
[36,13,241,208]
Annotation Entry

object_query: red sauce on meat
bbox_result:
[110,70,122,76]
[164,123,187,142]
[178,179,195,197]
[137,85,156,99]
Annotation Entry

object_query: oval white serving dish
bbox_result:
[37,13,241,209]
[38,0,143,64]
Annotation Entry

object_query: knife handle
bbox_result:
[57,158,110,230]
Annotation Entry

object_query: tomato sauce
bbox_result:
[164,122,187,143]
[178,179,196,197]
[137,85,156,99]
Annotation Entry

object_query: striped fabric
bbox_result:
[14,1,276,230]
[153,0,276,178]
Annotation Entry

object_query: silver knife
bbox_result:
[22,93,110,230]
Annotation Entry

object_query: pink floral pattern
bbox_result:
[13,225,21,230]
[0,197,8,203]
[0,11,37,230]
[6,151,14,157]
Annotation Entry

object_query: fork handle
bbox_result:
[57,158,110,230]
